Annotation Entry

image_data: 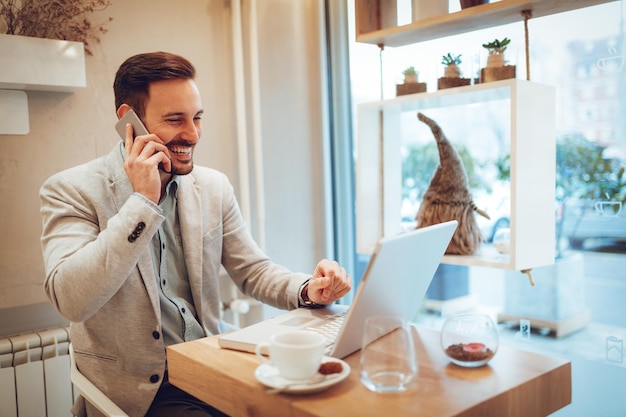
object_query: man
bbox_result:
[40,51,351,417]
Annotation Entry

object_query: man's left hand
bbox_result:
[307,259,352,305]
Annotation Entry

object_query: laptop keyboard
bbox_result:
[306,311,348,353]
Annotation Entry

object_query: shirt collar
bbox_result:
[166,176,181,199]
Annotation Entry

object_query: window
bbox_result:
[343,1,626,415]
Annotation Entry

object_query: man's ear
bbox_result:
[116,104,132,119]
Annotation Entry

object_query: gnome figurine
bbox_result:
[415,112,490,255]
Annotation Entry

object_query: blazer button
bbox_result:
[150,374,160,383]
[128,222,146,242]
[152,331,160,340]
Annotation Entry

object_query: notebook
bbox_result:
[217,220,458,359]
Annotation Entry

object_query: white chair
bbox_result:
[69,343,129,417]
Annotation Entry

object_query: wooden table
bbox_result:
[167,326,571,417]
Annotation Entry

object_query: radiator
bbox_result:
[0,293,255,417]
[0,327,74,417]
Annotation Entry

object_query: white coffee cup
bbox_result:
[255,330,326,380]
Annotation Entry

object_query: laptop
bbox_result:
[218,220,457,359]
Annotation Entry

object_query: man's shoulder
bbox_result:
[46,155,106,182]
[184,166,235,199]
[42,145,119,187]
[189,165,228,183]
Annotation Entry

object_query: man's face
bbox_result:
[142,78,203,175]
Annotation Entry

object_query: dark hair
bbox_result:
[113,52,196,118]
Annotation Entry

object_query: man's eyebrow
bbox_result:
[162,112,184,118]
[162,110,204,118]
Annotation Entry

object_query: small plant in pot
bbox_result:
[438,53,471,90]
[483,37,510,67]
[442,53,462,77]
[402,66,419,83]
[397,66,427,96]
[480,37,516,82]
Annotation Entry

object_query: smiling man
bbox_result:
[39,52,351,417]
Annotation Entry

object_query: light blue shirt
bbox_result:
[150,178,205,346]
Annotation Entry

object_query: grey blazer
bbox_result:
[40,143,309,417]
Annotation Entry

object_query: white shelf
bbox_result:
[0,90,29,134]
[356,79,555,270]
[355,0,615,47]
[358,78,525,112]
[0,34,85,135]
[0,34,85,92]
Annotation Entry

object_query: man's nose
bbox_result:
[181,119,200,141]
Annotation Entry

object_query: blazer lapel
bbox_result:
[177,175,204,315]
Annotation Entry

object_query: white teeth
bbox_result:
[169,146,191,155]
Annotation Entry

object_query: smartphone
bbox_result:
[115,108,149,140]
[116,108,170,173]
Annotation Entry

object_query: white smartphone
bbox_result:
[115,108,149,140]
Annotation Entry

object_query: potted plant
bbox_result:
[442,53,462,77]
[483,38,510,67]
[402,66,418,83]
[438,53,471,89]
[0,0,112,55]
[480,37,516,82]
[397,66,427,96]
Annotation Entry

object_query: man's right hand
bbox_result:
[123,123,172,203]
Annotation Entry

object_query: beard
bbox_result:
[169,161,194,175]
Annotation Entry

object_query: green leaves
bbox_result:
[441,53,462,66]
[482,37,511,54]
[556,134,626,203]
[402,66,418,76]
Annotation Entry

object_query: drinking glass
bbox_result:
[360,316,417,393]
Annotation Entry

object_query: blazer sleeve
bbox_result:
[208,170,309,310]
[39,166,164,322]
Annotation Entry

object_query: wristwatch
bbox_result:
[299,280,319,307]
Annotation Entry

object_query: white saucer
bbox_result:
[255,356,350,395]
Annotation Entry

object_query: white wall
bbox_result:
[0,0,330,333]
